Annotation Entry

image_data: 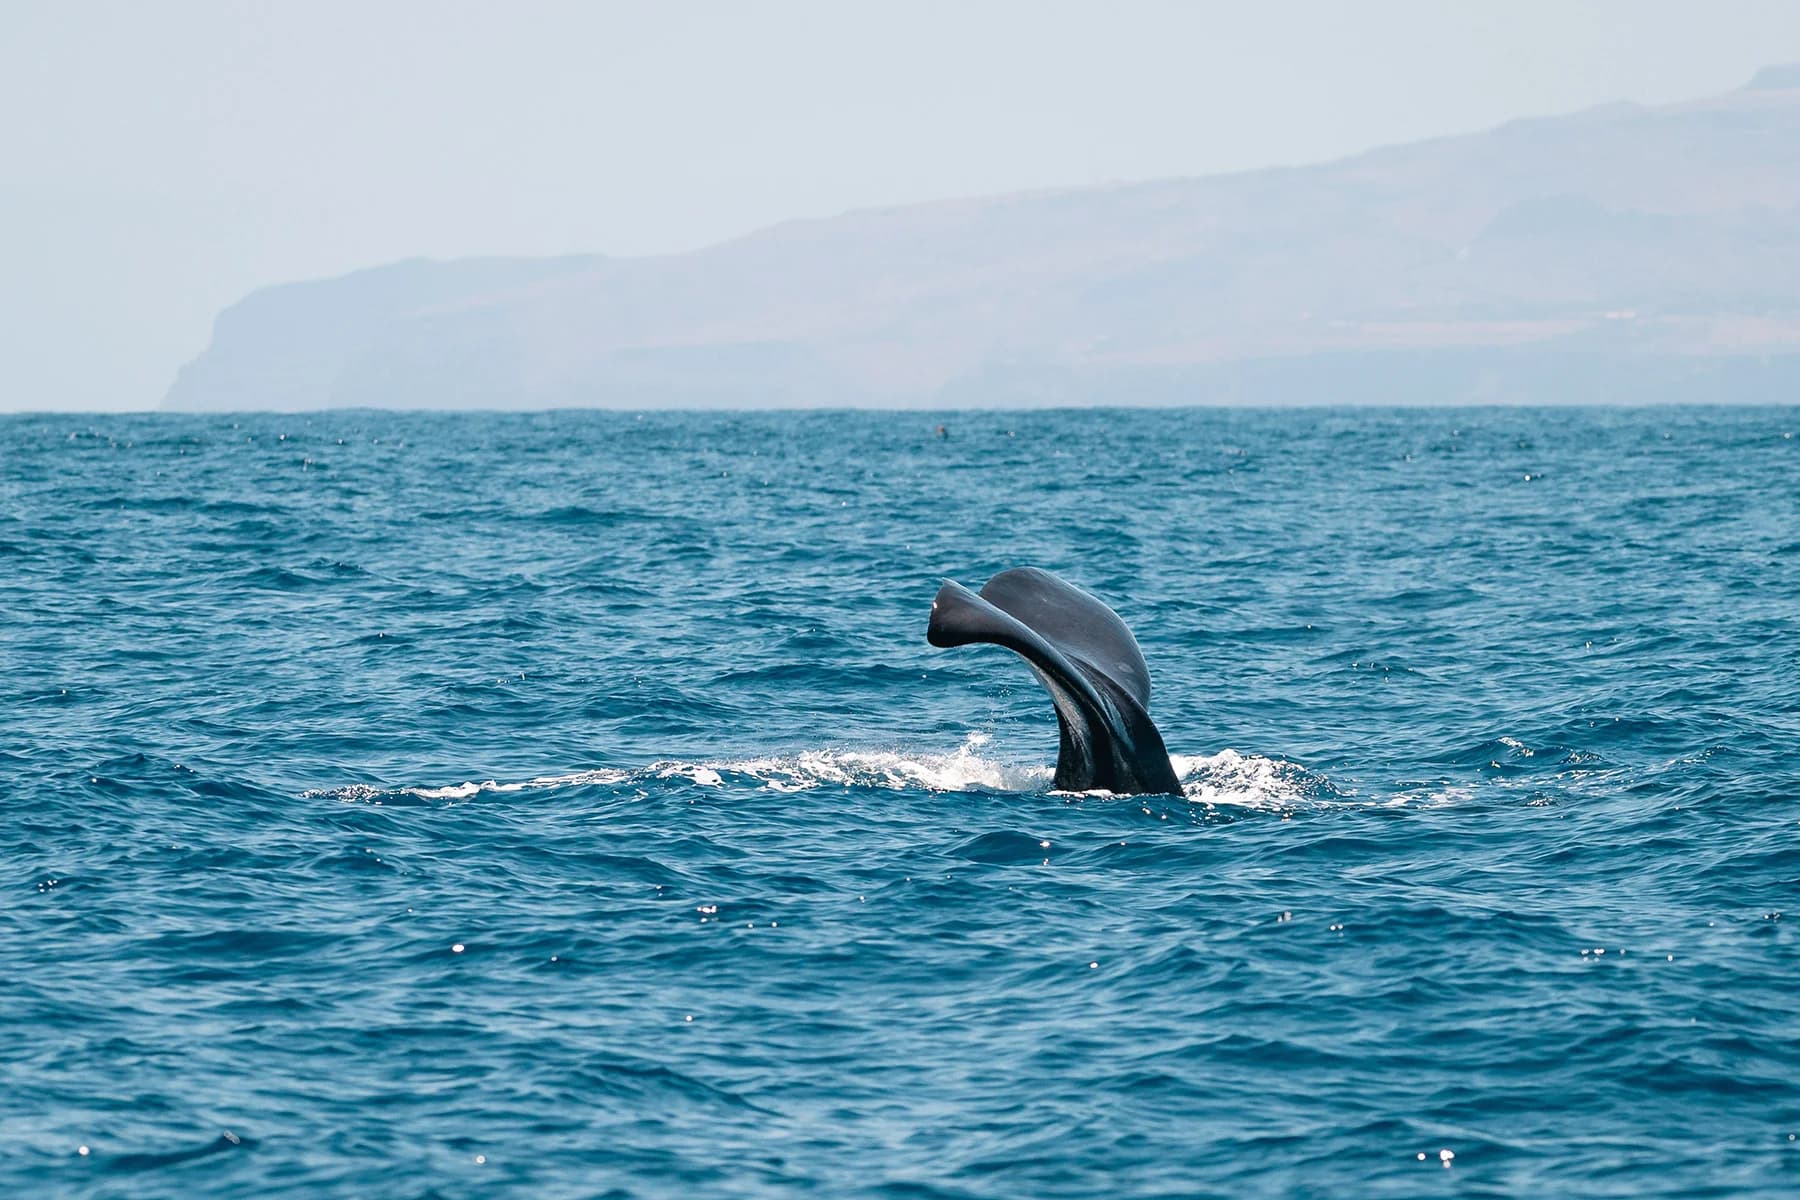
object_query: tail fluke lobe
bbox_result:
[927,568,1182,796]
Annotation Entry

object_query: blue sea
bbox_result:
[5,406,1799,1197]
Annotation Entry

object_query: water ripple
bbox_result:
[5,407,1799,1197]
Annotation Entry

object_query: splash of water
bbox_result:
[307,736,1329,809]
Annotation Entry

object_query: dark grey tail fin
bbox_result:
[927,567,1182,796]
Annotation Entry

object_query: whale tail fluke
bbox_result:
[928,567,1182,796]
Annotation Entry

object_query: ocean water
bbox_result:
[4,406,1799,1198]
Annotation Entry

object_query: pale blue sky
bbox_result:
[5,0,1800,410]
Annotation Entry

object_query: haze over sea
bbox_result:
[5,405,1799,1197]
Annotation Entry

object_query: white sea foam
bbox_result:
[688,731,1053,794]
[303,768,630,803]
[1389,783,1477,807]
[1171,748,1332,809]
[308,736,1327,808]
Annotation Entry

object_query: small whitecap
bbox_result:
[1172,749,1332,809]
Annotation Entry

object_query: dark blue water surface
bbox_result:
[5,407,1800,1197]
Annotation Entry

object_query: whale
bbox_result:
[926,567,1183,796]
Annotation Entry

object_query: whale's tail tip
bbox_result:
[926,577,995,649]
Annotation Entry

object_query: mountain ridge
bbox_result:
[165,68,1800,410]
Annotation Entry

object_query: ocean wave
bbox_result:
[17,407,1797,1198]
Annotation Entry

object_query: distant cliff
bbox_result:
[165,68,1800,410]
